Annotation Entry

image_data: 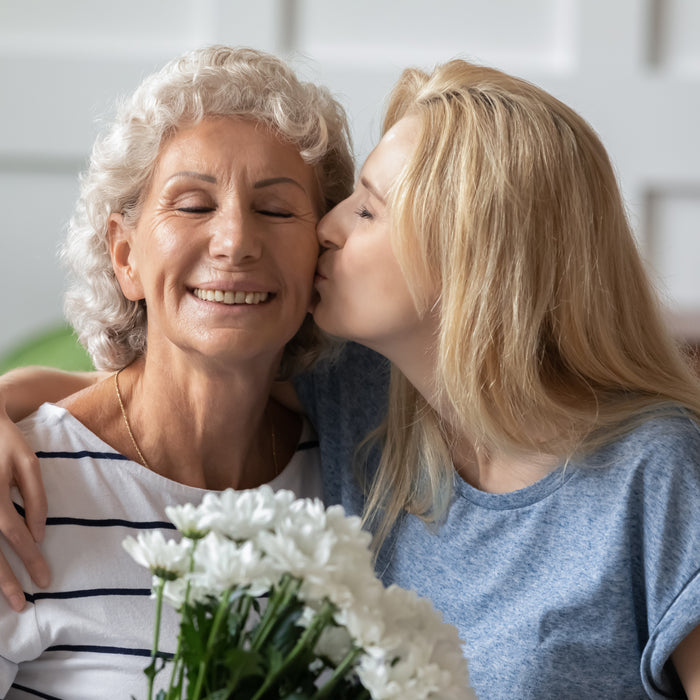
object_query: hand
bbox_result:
[0,407,50,611]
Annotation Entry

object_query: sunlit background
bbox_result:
[1,0,699,369]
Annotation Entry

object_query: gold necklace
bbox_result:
[114,368,152,470]
[114,368,279,475]
[269,403,278,475]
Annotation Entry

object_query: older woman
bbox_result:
[0,45,353,698]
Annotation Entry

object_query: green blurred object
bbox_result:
[0,324,93,373]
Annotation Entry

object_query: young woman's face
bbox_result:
[313,116,438,358]
[110,117,320,368]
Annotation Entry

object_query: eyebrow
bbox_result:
[254,177,308,194]
[164,172,308,196]
[360,176,386,204]
[166,171,217,184]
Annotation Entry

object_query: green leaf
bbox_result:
[223,647,264,680]
[265,644,285,675]
[200,690,229,700]
[269,605,305,657]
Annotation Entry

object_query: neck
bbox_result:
[449,439,561,493]
[115,353,282,490]
[378,335,560,494]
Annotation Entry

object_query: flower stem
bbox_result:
[223,593,255,696]
[167,539,197,699]
[190,587,233,700]
[250,599,335,700]
[250,574,300,652]
[312,646,363,700]
[147,578,165,700]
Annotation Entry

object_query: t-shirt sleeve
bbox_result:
[639,417,700,698]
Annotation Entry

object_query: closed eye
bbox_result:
[355,206,373,220]
[259,210,293,218]
[178,206,215,213]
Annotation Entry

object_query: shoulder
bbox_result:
[17,403,77,444]
[18,402,110,450]
[307,341,389,385]
[591,412,700,473]
[293,342,390,422]
[565,413,700,526]
[15,404,134,509]
[625,410,699,447]
[576,412,700,540]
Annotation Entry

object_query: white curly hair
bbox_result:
[61,45,354,372]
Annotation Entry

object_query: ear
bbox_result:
[108,213,145,301]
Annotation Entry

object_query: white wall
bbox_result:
[1,0,699,358]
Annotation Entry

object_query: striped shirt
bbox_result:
[0,403,322,699]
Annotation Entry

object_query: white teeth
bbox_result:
[194,288,269,305]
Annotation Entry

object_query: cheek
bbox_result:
[281,230,319,294]
[352,238,398,288]
[135,220,187,271]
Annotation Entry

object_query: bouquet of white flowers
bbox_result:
[123,486,475,699]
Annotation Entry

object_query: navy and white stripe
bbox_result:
[1,403,321,700]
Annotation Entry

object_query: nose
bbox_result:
[209,206,262,264]
[316,201,347,250]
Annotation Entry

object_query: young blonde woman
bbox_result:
[2,58,700,697]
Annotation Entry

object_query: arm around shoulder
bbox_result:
[0,365,104,422]
[0,365,102,610]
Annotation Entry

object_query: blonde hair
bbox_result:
[363,59,700,546]
[62,45,353,372]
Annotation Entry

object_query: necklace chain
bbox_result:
[270,407,278,474]
[114,369,152,470]
[114,368,278,475]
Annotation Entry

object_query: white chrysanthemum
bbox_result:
[196,486,295,540]
[165,502,208,539]
[333,592,386,649]
[257,499,333,572]
[190,531,273,596]
[297,605,355,666]
[122,531,191,580]
[315,623,354,666]
[357,646,463,700]
[159,576,189,608]
[124,488,475,699]
[356,585,475,700]
[324,505,372,548]
[257,497,379,613]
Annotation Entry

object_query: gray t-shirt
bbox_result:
[295,341,700,699]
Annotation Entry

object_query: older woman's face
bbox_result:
[110,117,320,367]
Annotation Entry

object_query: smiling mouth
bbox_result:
[192,288,271,305]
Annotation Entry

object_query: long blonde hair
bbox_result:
[362,59,700,546]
